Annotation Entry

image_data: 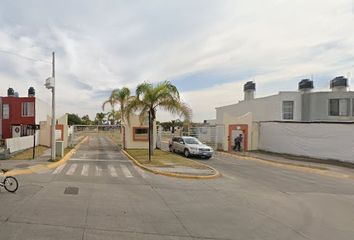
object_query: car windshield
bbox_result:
[184,137,201,145]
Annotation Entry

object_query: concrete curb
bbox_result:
[122,149,221,180]
[4,136,88,176]
[217,151,328,170]
[216,151,354,180]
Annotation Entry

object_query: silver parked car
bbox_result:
[169,136,214,159]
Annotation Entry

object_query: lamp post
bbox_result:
[45,52,56,161]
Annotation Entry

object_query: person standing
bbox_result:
[234,134,243,151]
[233,136,238,151]
[238,134,243,151]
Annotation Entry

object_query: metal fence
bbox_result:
[157,125,225,150]
[71,125,122,147]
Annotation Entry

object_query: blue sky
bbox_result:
[0,0,353,121]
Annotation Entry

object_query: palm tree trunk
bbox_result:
[150,116,154,156]
[150,109,156,157]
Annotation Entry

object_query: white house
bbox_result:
[216,77,354,152]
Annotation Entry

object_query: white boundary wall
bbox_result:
[5,131,39,153]
[259,122,354,163]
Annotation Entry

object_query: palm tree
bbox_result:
[95,112,106,125]
[107,110,121,125]
[102,87,132,123]
[127,81,192,160]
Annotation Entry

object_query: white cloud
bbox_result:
[0,0,353,122]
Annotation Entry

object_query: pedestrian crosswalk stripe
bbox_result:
[66,164,77,175]
[81,164,89,176]
[133,165,149,178]
[53,164,66,174]
[50,163,147,179]
[95,166,102,176]
[108,164,118,177]
[121,164,133,178]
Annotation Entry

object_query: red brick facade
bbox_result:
[1,96,36,139]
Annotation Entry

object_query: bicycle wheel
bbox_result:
[3,176,18,193]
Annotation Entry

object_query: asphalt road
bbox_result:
[1,135,354,240]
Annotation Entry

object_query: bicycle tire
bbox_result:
[3,176,18,193]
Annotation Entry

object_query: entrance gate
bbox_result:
[70,125,122,147]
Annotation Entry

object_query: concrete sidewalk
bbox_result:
[0,148,52,171]
[218,150,354,178]
[0,136,85,173]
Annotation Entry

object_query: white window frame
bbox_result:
[2,104,9,119]
[329,98,349,116]
[282,101,294,120]
[21,102,34,117]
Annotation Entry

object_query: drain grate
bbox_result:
[64,187,79,195]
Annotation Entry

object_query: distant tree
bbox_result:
[95,112,106,125]
[107,110,121,125]
[81,115,92,125]
[159,119,183,132]
[160,121,171,131]
[68,113,83,125]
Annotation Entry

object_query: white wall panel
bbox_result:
[259,122,354,163]
[5,132,39,153]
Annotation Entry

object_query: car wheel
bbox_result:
[205,156,211,159]
[184,149,190,158]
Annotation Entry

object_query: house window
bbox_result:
[133,127,148,141]
[282,101,294,120]
[329,99,349,116]
[2,104,9,119]
[22,102,34,117]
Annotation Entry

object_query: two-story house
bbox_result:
[215,76,354,151]
[0,87,50,139]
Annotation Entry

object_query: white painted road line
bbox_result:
[121,165,133,178]
[95,166,102,176]
[108,164,118,177]
[69,158,129,162]
[66,164,78,175]
[52,164,66,174]
[81,164,89,176]
[133,165,149,178]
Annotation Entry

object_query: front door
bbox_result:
[228,124,248,152]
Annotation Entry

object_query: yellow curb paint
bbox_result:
[216,151,354,180]
[4,136,88,177]
[122,149,221,180]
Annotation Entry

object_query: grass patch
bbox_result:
[126,149,208,169]
[10,146,49,160]
[48,146,75,162]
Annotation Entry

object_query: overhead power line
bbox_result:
[0,49,51,64]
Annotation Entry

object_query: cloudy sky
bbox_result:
[0,0,354,122]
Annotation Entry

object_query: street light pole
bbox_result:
[51,52,56,161]
[44,52,56,161]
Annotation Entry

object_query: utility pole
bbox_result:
[148,110,151,162]
[51,52,56,161]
